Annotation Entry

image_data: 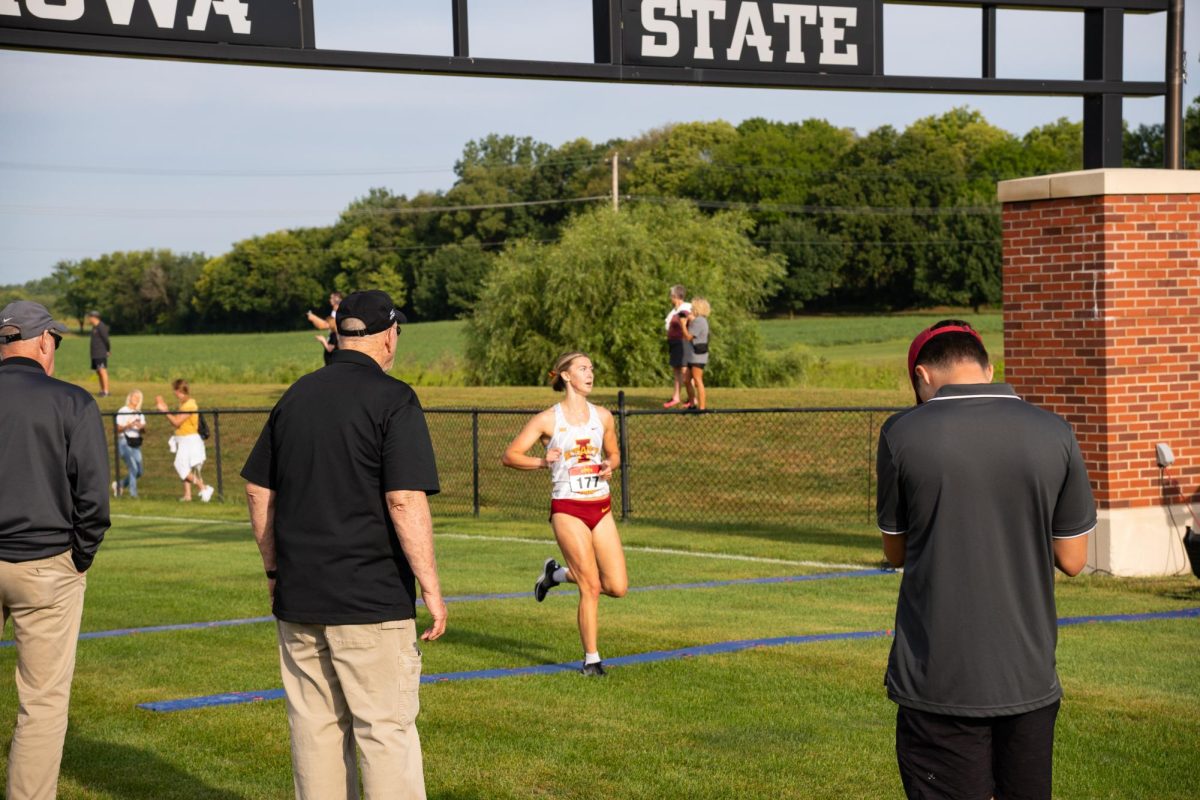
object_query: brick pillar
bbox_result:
[999,169,1200,577]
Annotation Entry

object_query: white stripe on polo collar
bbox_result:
[927,393,1021,402]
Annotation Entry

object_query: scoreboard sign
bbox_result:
[0,0,311,49]
[622,0,878,75]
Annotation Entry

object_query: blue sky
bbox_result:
[1,1,1196,284]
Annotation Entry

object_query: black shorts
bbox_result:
[895,700,1060,800]
[668,339,685,368]
[91,358,107,370]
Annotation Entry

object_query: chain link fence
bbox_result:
[105,397,902,526]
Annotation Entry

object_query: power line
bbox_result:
[0,195,611,220]
[627,196,1001,216]
[0,154,610,179]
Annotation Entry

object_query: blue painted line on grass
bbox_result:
[137,606,1200,713]
[1059,606,1200,626]
[138,629,891,712]
[2,569,889,649]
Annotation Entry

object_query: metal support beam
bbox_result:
[1083,8,1124,168]
[0,27,1165,98]
[982,5,997,79]
[1164,0,1184,168]
[592,0,609,63]
[451,0,468,58]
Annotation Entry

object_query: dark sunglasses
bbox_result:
[1,329,60,349]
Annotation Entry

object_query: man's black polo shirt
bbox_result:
[876,383,1096,717]
[241,349,440,625]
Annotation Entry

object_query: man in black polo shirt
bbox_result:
[1,301,109,799]
[876,320,1095,800]
[242,290,445,800]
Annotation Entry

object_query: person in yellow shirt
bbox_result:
[156,379,213,502]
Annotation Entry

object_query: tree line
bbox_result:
[3,100,1197,334]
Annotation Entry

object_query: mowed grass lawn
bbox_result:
[1,504,1196,799]
[50,312,1003,403]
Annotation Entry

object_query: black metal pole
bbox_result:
[213,410,224,500]
[111,413,121,493]
[472,411,480,517]
[1082,7,1125,169]
[981,5,997,79]
[451,0,469,58]
[1164,0,1184,168]
[618,390,631,521]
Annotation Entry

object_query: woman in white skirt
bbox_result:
[156,378,213,502]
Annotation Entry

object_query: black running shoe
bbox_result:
[534,557,561,602]
[580,661,607,677]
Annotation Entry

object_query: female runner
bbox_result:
[502,351,628,676]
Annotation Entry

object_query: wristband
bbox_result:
[265,569,278,579]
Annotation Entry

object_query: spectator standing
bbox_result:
[86,310,110,397]
[306,291,343,365]
[156,379,213,503]
[662,284,692,408]
[681,297,710,410]
[0,301,109,800]
[114,389,147,498]
[876,320,1096,800]
[242,290,446,800]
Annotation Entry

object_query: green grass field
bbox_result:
[53,312,1003,401]
[1,505,1196,799]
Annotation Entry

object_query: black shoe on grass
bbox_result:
[580,661,607,677]
[534,558,561,602]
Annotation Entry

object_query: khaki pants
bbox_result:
[0,550,87,800]
[277,618,425,800]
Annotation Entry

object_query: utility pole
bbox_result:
[612,152,619,211]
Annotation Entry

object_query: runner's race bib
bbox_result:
[568,463,604,494]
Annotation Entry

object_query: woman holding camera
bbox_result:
[502,351,628,677]
[114,389,146,498]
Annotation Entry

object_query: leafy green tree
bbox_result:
[1125,97,1200,169]
[623,121,739,197]
[411,240,495,320]
[466,202,784,387]
[1019,118,1084,175]
[193,230,327,331]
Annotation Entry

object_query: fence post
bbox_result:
[471,410,480,517]
[618,390,630,521]
[213,410,224,500]
[866,413,874,523]
[110,413,121,492]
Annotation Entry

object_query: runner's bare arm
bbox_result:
[502,410,560,470]
[598,407,620,478]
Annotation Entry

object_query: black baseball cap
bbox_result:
[1,300,69,341]
[335,290,407,336]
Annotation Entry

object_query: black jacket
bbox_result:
[90,321,110,359]
[0,357,110,571]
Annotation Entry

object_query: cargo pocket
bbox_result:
[382,620,422,725]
